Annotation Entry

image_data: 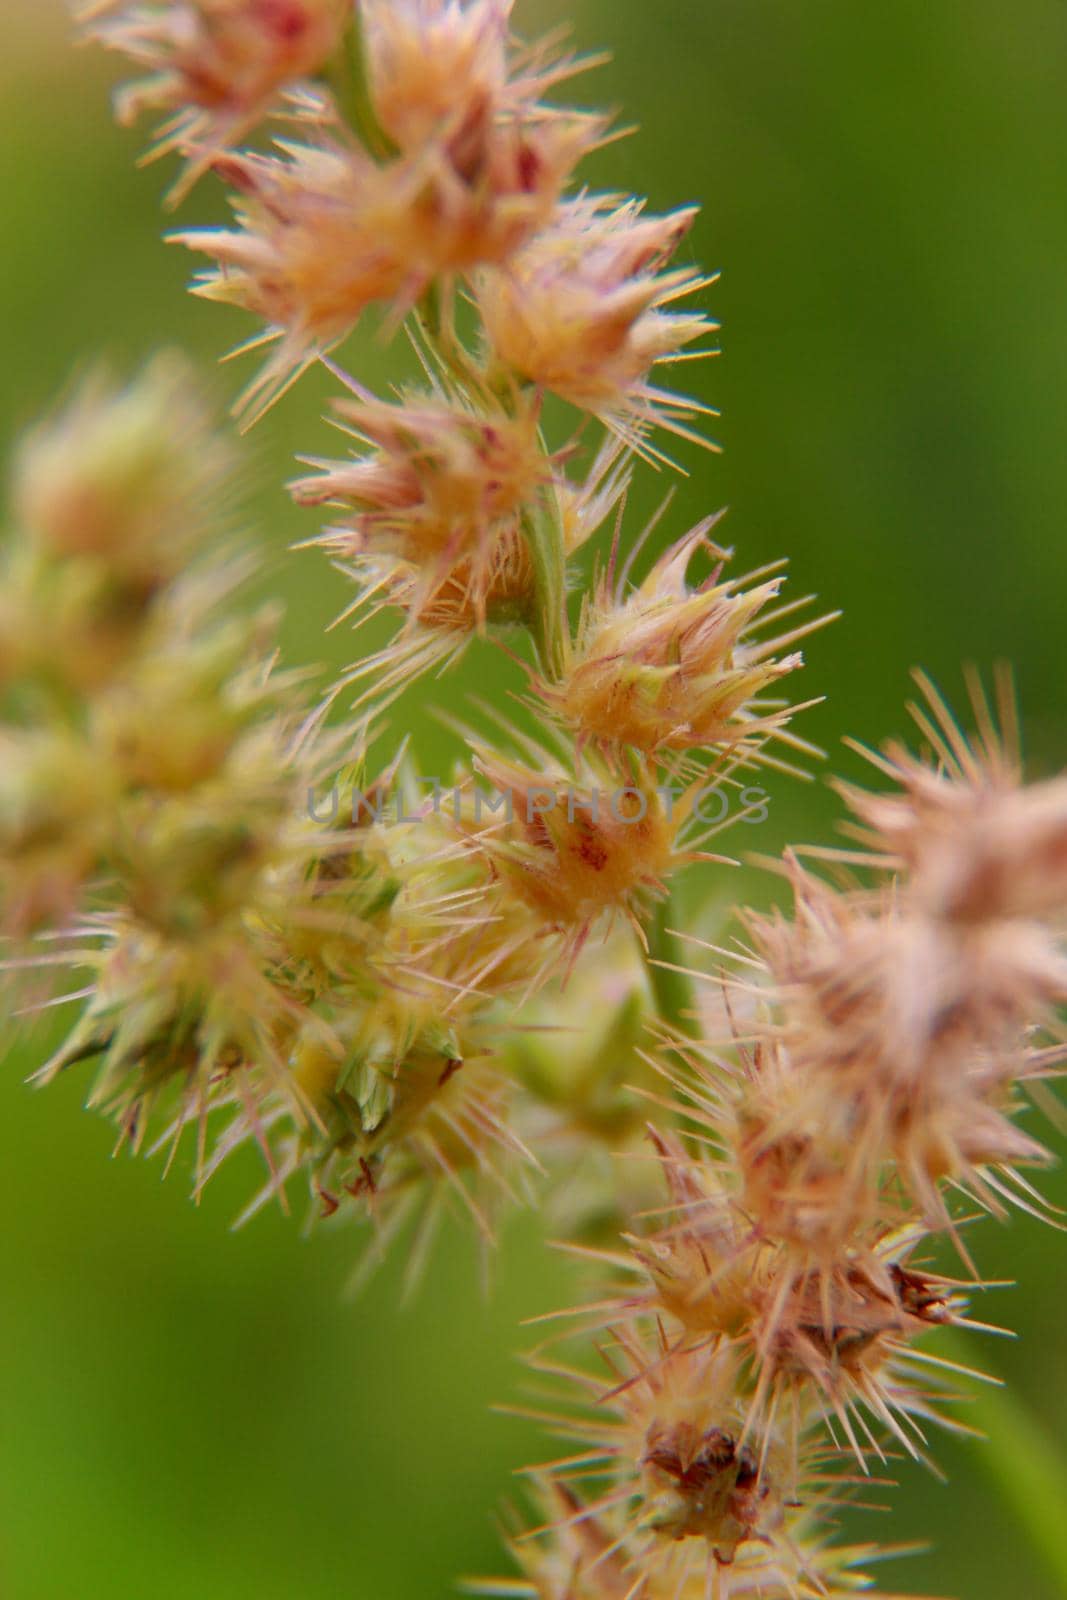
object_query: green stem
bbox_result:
[413,292,482,391]
[325,3,397,161]
[519,495,567,682]
[645,892,699,1037]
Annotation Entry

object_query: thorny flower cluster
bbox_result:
[1,2,1064,1594]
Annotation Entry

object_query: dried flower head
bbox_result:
[843,670,1067,924]
[540,1114,966,1482]
[362,0,598,162]
[283,1030,530,1254]
[179,103,597,418]
[316,433,629,705]
[292,386,553,622]
[507,1327,873,1600]
[741,856,1062,1238]
[0,726,119,934]
[0,364,252,937]
[0,362,237,705]
[479,196,715,453]
[627,1130,967,1463]
[360,0,604,236]
[11,354,232,586]
[476,1479,909,1600]
[191,786,552,1248]
[36,911,303,1159]
[363,0,509,153]
[78,0,347,187]
[20,625,336,1164]
[176,139,420,414]
[467,746,699,969]
[534,519,823,768]
[624,1339,785,1559]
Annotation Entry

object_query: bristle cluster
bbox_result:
[738,678,1066,1245]
[80,0,349,193]
[78,0,716,609]
[478,196,716,454]
[292,384,555,635]
[56,4,1067,1598]
[533,519,828,770]
[0,365,554,1258]
[156,0,609,415]
[488,678,1065,1598]
[1,360,768,1279]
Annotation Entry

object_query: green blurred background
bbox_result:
[3,1,1067,1594]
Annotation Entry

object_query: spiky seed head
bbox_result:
[360,0,605,261]
[842,677,1067,922]
[478,1476,904,1598]
[521,1329,792,1574]
[763,1246,962,1409]
[363,0,510,154]
[288,1029,523,1236]
[293,388,554,624]
[295,389,549,552]
[0,727,120,935]
[633,1345,782,1559]
[616,1131,967,1455]
[11,355,233,585]
[180,114,595,419]
[536,523,807,762]
[469,748,682,942]
[478,196,714,448]
[176,140,419,413]
[742,864,1061,1230]
[314,432,628,676]
[79,0,347,179]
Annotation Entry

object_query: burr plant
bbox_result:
[2,2,1064,1595]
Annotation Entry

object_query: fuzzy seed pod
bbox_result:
[292,387,553,624]
[363,0,510,155]
[467,746,692,965]
[534,520,823,767]
[479,196,714,449]
[0,727,119,935]
[78,0,347,188]
[841,671,1067,924]
[179,93,599,418]
[11,355,233,582]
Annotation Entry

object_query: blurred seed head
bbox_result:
[78,0,347,186]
